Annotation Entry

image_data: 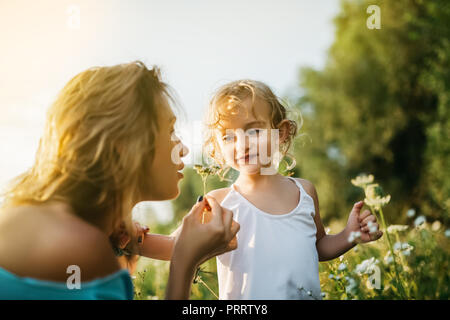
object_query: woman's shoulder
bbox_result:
[0,202,120,282]
[206,187,232,204]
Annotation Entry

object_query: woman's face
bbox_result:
[146,98,188,200]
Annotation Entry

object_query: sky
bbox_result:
[0,0,340,220]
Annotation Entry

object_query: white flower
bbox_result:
[393,242,402,251]
[345,277,358,295]
[351,174,374,188]
[355,257,379,275]
[338,263,347,271]
[384,253,394,265]
[321,292,326,298]
[406,208,416,218]
[367,221,378,233]
[364,195,391,210]
[307,290,312,296]
[328,274,334,279]
[387,225,409,233]
[431,221,441,231]
[445,229,450,238]
[348,231,362,243]
[335,275,341,280]
[414,215,426,227]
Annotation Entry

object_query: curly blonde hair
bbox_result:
[1,61,173,238]
[203,79,300,169]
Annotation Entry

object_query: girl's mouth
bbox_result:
[237,154,258,164]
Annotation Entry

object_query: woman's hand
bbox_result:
[173,195,239,268]
[345,201,383,244]
[166,196,240,299]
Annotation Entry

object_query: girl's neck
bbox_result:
[235,172,286,192]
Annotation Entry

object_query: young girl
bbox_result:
[203,80,383,300]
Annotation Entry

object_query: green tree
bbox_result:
[294,0,449,225]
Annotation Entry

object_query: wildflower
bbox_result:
[445,229,450,238]
[406,208,416,218]
[431,221,441,231]
[414,215,426,227]
[339,255,344,261]
[351,174,374,188]
[387,225,409,233]
[345,277,358,295]
[338,263,347,271]
[307,290,312,296]
[367,221,378,233]
[328,274,334,280]
[335,275,341,280]
[393,242,414,255]
[348,231,362,243]
[384,252,393,265]
[364,184,390,210]
[355,257,379,275]
[321,292,326,298]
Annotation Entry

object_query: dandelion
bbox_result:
[445,229,450,238]
[348,231,362,243]
[406,208,416,218]
[414,215,426,227]
[351,174,374,188]
[387,225,409,233]
[338,263,347,271]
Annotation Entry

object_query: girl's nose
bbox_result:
[235,130,249,154]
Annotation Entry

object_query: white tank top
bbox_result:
[216,177,322,300]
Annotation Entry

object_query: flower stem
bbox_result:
[196,275,219,299]
[378,207,407,299]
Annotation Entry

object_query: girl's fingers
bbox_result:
[361,214,377,227]
[358,210,372,222]
[352,201,364,214]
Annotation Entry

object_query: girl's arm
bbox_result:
[139,233,175,261]
[298,179,382,261]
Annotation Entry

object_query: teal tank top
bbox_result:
[0,266,134,300]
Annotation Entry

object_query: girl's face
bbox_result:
[215,97,281,175]
[146,98,188,200]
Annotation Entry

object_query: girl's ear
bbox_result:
[277,120,292,144]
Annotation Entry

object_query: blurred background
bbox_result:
[1,0,448,299]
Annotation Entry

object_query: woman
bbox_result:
[0,61,239,299]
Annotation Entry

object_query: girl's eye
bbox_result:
[247,128,261,136]
[222,135,235,143]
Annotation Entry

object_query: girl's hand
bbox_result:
[111,221,150,255]
[172,195,240,270]
[345,201,383,244]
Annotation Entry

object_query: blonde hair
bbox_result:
[1,61,173,238]
[203,79,300,169]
